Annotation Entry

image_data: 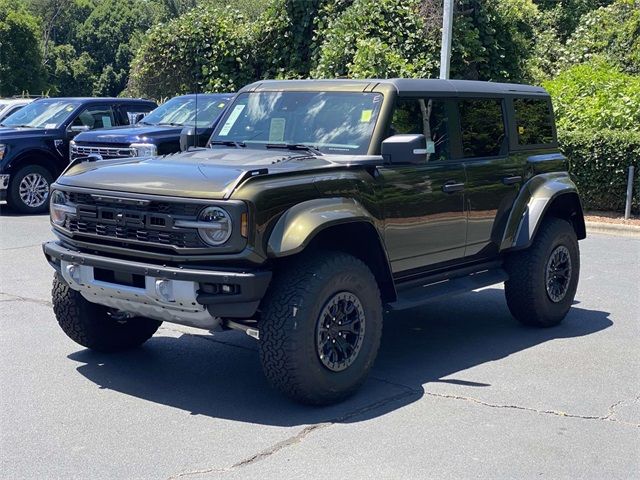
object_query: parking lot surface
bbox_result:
[1,211,638,479]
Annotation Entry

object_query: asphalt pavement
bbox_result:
[1,211,638,479]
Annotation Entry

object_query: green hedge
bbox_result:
[558,129,640,213]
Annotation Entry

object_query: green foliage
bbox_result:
[0,0,46,95]
[128,6,256,98]
[46,43,95,96]
[559,129,640,213]
[562,0,640,75]
[544,59,640,131]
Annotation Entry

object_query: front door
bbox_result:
[379,97,467,274]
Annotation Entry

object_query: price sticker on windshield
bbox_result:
[360,109,373,123]
[218,104,245,136]
[269,118,286,142]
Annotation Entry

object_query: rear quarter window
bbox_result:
[513,98,554,146]
[458,98,506,158]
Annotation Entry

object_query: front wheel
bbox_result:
[258,251,383,405]
[52,274,162,352]
[504,217,580,327]
[8,165,54,214]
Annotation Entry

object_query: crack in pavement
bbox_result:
[0,292,52,307]
[0,243,43,251]
[166,388,418,479]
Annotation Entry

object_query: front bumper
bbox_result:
[43,241,272,328]
[0,174,9,202]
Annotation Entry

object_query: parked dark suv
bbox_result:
[43,79,586,405]
[0,97,156,213]
[70,94,233,162]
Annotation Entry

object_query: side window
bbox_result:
[120,104,154,125]
[513,98,554,145]
[458,99,506,158]
[390,98,450,162]
[71,105,116,129]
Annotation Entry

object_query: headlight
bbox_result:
[0,144,6,160]
[50,190,76,226]
[196,206,232,246]
[130,143,157,157]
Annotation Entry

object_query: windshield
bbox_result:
[211,91,383,154]
[1,100,81,128]
[141,96,229,127]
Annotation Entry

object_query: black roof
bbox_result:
[243,78,548,97]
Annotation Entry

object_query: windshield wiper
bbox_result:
[8,124,35,128]
[210,140,246,148]
[265,143,323,156]
[157,122,185,127]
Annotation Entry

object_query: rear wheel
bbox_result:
[52,274,162,352]
[259,251,383,405]
[8,165,53,214]
[504,217,580,327]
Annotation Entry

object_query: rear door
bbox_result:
[457,98,523,259]
[379,97,467,274]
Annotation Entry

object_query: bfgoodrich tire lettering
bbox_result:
[258,251,383,405]
[52,273,162,352]
[504,217,580,327]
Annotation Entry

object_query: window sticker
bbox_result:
[218,103,226,108]
[66,106,74,112]
[218,104,246,136]
[518,126,525,135]
[269,118,286,142]
[44,123,57,130]
[102,116,112,128]
[426,140,436,154]
[360,109,373,123]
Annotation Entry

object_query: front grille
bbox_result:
[61,192,207,250]
[71,144,136,160]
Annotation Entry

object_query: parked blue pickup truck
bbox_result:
[70,94,233,162]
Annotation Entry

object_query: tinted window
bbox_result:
[211,91,383,155]
[72,105,116,129]
[458,99,505,158]
[390,98,449,162]
[514,98,554,145]
[120,104,155,125]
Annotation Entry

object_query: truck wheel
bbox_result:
[259,251,383,405]
[8,165,53,214]
[504,217,580,327]
[52,274,162,352]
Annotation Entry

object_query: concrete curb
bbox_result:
[585,221,640,238]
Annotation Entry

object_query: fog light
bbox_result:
[155,279,175,302]
[221,284,233,294]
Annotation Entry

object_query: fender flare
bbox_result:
[7,147,64,176]
[500,172,586,251]
[267,197,379,258]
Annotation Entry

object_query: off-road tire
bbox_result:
[8,164,54,214]
[259,251,383,405]
[504,217,580,327]
[52,273,162,352]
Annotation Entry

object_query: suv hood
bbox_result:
[56,147,371,200]
[0,127,55,141]
[73,124,183,145]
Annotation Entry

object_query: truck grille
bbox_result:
[61,192,207,251]
[70,144,136,160]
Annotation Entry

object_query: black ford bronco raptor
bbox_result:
[43,79,585,405]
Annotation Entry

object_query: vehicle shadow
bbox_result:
[67,288,612,426]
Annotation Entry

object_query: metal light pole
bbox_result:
[439,0,454,79]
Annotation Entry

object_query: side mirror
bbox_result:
[381,134,427,164]
[68,125,90,134]
[180,126,198,151]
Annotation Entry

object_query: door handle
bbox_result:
[442,181,465,193]
[502,175,522,185]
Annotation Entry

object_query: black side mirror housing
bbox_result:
[180,126,198,152]
[381,134,427,164]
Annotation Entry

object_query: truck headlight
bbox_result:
[197,206,232,246]
[50,190,76,226]
[0,144,6,160]
[130,143,157,157]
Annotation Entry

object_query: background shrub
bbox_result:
[559,130,640,213]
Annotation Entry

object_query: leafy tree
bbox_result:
[0,0,46,95]
[562,0,640,75]
[47,43,95,96]
[543,58,640,131]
